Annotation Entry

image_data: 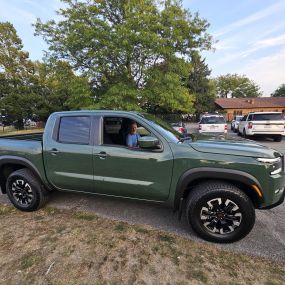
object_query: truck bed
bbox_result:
[0,132,43,141]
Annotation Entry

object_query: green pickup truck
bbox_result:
[0,110,284,243]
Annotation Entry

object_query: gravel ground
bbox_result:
[0,124,284,262]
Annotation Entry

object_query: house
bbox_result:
[215,97,285,121]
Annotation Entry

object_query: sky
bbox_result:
[0,0,285,96]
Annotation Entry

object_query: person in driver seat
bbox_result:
[126,121,140,148]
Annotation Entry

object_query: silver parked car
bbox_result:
[231,115,243,132]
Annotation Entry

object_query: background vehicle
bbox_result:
[199,114,227,134]
[0,110,284,243]
[231,115,243,132]
[171,121,187,134]
[238,112,285,141]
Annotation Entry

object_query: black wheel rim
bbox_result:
[200,198,242,235]
[11,179,34,206]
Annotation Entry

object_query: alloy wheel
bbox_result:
[200,198,242,235]
[11,179,34,206]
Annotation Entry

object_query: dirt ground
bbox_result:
[0,205,284,285]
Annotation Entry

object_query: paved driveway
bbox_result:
[0,124,284,262]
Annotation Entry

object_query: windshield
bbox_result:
[200,116,225,124]
[252,113,283,121]
[138,113,181,143]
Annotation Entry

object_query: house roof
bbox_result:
[215,97,285,109]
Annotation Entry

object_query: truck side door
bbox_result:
[92,116,174,201]
[43,115,95,192]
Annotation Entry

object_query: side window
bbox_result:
[58,116,91,144]
[241,115,247,121]
[103,117,150,146]
[247,114,253,121]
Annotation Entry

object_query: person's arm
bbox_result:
[126,134,132,147]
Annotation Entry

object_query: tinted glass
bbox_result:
[200,116,225,124]
[252,113,283,121]
[248,115,253,120]
[58,116,91,144]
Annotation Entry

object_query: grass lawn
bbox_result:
[0,204,284,285]
[0,128,44,136]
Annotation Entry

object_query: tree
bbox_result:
[34,0,213,113]
[214,74,262,98]
[187,52,216,116]
[35,60,93,121]
[0,22,40,128]
[271,84,285,97]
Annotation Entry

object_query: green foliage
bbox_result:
[34,0,213,113]
[214,74,262,98]
[271,84,285,97]
[35,60,92,121]
[0,22,41,128]
[91,82,141,111]
[187,52,215,116]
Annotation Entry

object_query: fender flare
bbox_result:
[0,155,47,193]
[174,167,264,212]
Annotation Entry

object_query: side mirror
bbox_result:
[138,136,159,149]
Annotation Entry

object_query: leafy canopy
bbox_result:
[0,22,40,127]
[214,74,262,98]
[271,84,285,97]
[187,52,216,115]
[35,0,213,113]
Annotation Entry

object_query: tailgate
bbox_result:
[253,120,284,132]
[201,124,225,132]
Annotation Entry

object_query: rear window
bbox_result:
[252,113,283,121]
[58,116,91,144]
[200,116,225,124]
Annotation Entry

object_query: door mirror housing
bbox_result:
[138,136,159,149]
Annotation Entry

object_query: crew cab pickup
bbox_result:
[0,110,284,243]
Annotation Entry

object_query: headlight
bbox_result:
[257,157,282,175]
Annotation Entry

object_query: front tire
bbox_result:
[186,181,255,243]
[6,168,49,211]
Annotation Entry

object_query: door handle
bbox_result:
[94,151,108,159]
[49,148,60,155]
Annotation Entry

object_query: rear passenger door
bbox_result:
[44,115,95,192]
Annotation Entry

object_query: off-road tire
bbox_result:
[186,181,255,243]
[6,168,49,211]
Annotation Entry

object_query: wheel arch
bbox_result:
[0,156,46,194]
[174,167,264,214]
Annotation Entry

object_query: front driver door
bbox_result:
[92,116,174,201]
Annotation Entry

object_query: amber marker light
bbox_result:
[251,185,263,198]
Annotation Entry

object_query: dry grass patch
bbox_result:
[0,128,44,136]
[0,204,284,285]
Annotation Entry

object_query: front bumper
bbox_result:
[261,189,285,209]
[259,172,285,209]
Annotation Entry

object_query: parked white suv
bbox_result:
[238,112,285,141]
[199,114,227,134]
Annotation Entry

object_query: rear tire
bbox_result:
[6,168,49,211]
[185,181,255,243]
[273,135,282,142]
[243,129,247,138]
